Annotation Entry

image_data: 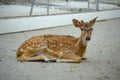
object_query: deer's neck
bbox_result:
[75,35,87,57]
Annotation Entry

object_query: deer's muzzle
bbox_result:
[86,36,91,41]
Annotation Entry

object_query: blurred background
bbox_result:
[0,0,120,18]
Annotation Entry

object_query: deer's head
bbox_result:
[72,17,97,45]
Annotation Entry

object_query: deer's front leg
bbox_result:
[54,51,82,63]
[55,58,81,63]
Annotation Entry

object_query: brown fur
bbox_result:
[16,17,97,63]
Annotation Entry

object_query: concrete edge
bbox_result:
[0,10,120,34]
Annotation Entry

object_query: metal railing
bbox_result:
[29,0,100,16]
[1,0,119,18]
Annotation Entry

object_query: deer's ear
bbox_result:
[89,17,97,26]
[72,19,83,28]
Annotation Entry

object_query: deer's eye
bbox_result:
[81,28,84,31]
[91,28,93,31]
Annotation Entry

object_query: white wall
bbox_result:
[0,10,120,34]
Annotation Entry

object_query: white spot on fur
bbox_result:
[82,38,88,46]
[60,44,63,46]
[19,48,25,52]
[65,48,68,50]
[37,45,41,48]
[58,52,63,58]
[27,47,33,50]
[32,44,35,47]
[60,48,63,51]
[53,44,56,48]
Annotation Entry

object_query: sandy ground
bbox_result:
[0,18,120,80]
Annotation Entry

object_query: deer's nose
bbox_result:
[86,36,91,41]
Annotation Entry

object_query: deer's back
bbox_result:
[16,34,78,57]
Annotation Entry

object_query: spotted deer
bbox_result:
[16,17,97,63]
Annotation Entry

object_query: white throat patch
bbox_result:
[82,38,88,46]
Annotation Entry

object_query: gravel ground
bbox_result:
[0,18,120,80]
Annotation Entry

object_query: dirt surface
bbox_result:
[0,18,120,80]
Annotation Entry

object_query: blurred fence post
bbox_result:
[96,0,99,11]
[47,0,49,15]
[30,0,36,16]
[88,0,90,11]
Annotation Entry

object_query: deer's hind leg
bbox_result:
[16,49,50,62]
[17,54,49,62]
